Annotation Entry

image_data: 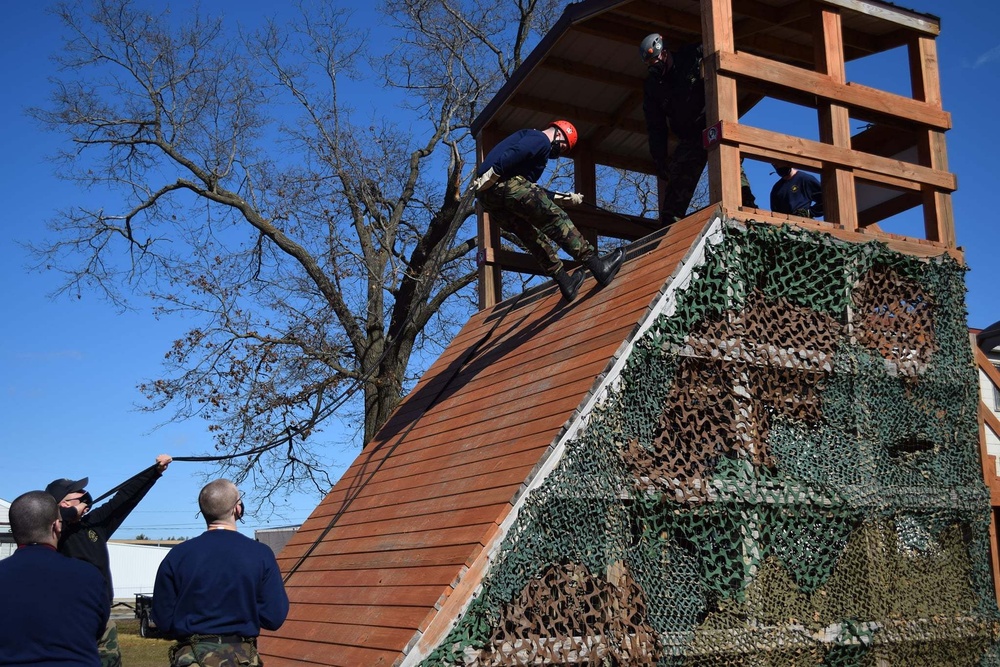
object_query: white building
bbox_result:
[0,499,12,559]
[107,541,173,599]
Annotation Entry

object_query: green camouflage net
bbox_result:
[424,221,1000,666]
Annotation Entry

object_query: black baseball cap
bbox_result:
[45,477,89,502]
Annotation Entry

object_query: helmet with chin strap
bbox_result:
[549,120,578,152]
[640,33,666,64]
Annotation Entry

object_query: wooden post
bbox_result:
[910,35,955,246]
[574,144,599,248]
[701,0,741,212]
[815,6,857,231]
[476,125,504,309]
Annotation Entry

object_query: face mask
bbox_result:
[776,167,792,178]
[549,142,562,159]
[648,61,668,76]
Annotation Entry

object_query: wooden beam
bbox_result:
[720,121,957,191]
[908,34,954,246]
[476,125,505,309]
[507,93,646,135]
[819,0,940,36]
[540,56,645,89]
[734,208,960,260]
[715,50,952,130]
[702,0,742,211]
[816,6,857,230]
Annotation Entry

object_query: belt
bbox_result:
[178,634,256,645]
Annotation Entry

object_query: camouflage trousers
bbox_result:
[168,637,262,667]
[657,138,756,222]
[99,620,121,667]
[478,175,595,276]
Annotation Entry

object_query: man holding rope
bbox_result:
[46,453,172,667]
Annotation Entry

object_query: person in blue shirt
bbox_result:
[152,480,288,667]
[770,162,823,218]
[0,491,108,667]
[474,120,624,302]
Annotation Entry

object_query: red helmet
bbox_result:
[549,120,578,153]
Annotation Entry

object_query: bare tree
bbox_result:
[29,0,561,500]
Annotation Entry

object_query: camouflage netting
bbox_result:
[423,221,1000,666]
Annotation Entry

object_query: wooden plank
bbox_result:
[477,124,505,308]
[285,585,445,610]
[281,543,476,572]
[260,635,400,667]
[293,487,515,532]
[281,525,490,560]
[283,603,429,632]
[715,50,951,130]
[301,467,526,520]
[815,6,858,231]
[702,0,741,209]
[720,121,956,191]
[819,0,940,36]
[734,209,961,260]
[906,35,953,246]
[285,566,459,590]
[300,505,504,544]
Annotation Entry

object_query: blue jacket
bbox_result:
[476,129,552,183]
[770,170,823,218]
[152,530,289,638]
[0,544,108,666]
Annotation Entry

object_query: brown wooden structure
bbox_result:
[473,0,956,308]
[257,3,995,665]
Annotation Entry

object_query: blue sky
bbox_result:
[1,1,998,538]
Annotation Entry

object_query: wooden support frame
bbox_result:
[701,0,742,213]
[472,0,957,310]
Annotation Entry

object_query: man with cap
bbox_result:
[639,33,757,223]
[473,119,625,302]
[46,454,172,667]
[153,479,288,666]
[0,490,108,666]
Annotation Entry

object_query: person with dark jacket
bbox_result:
[770,162,824,218]
[0,491,108,666]
[46,454,172,667]
[640,33,757,223]
[153,479,288,667]
[474,119,625,302]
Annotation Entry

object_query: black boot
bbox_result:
[553,269,584,302]
[584,248,625,287]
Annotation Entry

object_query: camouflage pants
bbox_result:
[168,638,262,667]
[478,175,595,276]
[99,620,121,667]
[657,139,756,222]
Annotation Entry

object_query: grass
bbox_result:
[116,619,173,666]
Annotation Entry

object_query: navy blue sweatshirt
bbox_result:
[476,129,552,183]
[0,544,108,666]
[770,170,823,218]
[152,530,289,638]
